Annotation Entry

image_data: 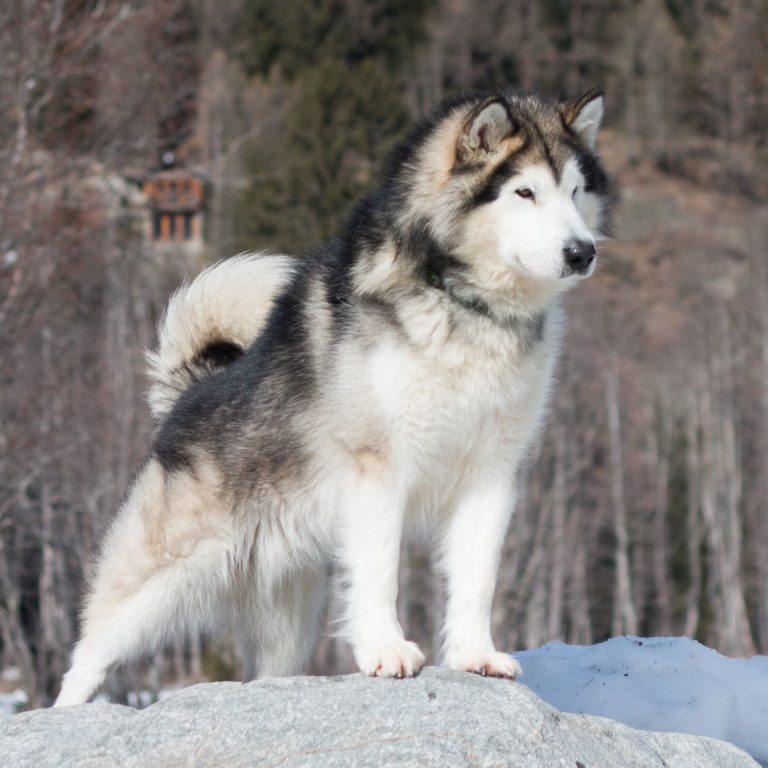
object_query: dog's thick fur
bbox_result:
[56,88,612,705]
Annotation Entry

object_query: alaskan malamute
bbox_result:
[56,88,612,704]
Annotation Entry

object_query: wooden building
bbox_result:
[143,169,205,248]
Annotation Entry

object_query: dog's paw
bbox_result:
[445,648,522,679]
[356,640,425,678]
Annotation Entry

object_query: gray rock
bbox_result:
[0,668,759,768]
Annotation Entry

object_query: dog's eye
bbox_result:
[516,187,535,201]
[572,186,579,199]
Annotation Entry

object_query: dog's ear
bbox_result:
[562,87,604,149]
[459,98,515,159]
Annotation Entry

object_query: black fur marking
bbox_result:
[528,119,562,183]
[398,219,466,290]
[567,139,609,194]
[565,137,615,234]
[193,340,244,370]
[154,266,318,474]
[469,157,520,207]
[326,185,394,332]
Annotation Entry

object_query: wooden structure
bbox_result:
[143,169,205,246]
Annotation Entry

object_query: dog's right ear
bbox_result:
[459,98,515,160]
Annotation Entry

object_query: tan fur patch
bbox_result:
[354,447,388,478]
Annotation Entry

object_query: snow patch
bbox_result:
[0,690,28,717]
[518,636,768,766]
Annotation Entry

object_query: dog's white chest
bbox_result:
[367,338,551,471]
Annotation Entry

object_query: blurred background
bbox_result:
[1,0,767,708]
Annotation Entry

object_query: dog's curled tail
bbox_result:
[145,252,295,421]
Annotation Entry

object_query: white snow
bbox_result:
[518,635,768,766]
[0,689,28,717]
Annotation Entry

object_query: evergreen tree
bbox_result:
[232,0,431,253]
[234,57,408,254]
[239,0,349,80]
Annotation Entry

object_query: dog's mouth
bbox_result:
[559,259,597,280]
[506,254,595,283]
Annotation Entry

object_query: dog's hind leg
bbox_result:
[55,571,210,707]
[240,566,328,680]
[55,460,231,706]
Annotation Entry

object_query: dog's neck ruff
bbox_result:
[426,268,497,320]
[425,267,547,342]
[390,222,547,343]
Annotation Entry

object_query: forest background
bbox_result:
[1,0,767,706]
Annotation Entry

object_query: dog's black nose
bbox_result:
[563,239,596,274]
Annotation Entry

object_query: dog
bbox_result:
[55,87,612,705]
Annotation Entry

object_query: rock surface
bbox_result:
[0,668,759,767]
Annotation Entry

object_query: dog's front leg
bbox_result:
[439,473,521,678]
[339,473,424,678]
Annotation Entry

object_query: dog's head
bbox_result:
[390,89,612,298]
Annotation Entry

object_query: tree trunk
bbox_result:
[684,398,702,638]
[651,400,673,634]
[547,425,567,640]
[606,362,638,636]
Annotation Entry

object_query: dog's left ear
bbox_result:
[459,98,515,160]
[562,87,604,149]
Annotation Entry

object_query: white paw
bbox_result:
[445,648,522,679]
[356,640,425,678]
